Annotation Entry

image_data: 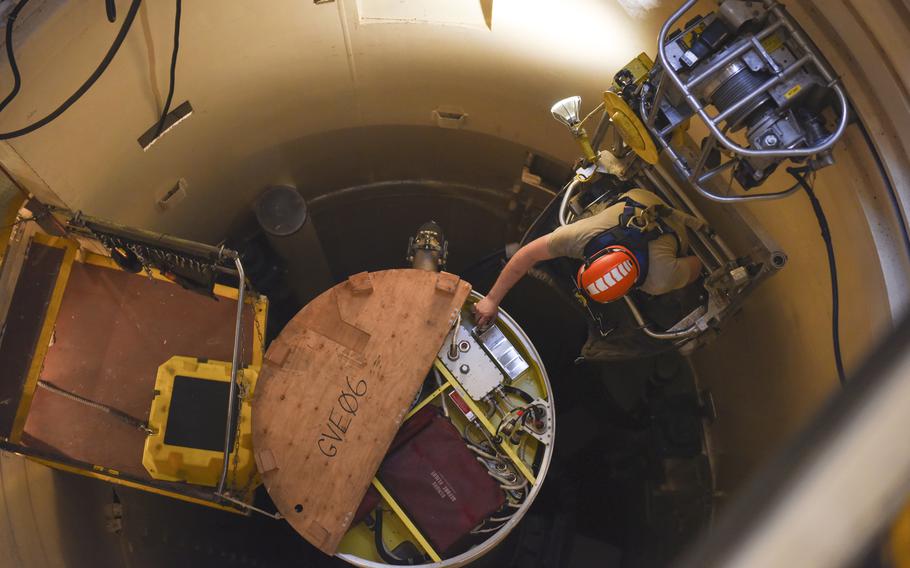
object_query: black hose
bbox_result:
[153,0,181,138]
[502,385,534,404]
[105,0,116,22]
[372,510,414,565]
[787,166,846,386]
[0,0,143,140]
[0,0,31,114]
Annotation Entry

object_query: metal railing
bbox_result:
[646,0,850,203]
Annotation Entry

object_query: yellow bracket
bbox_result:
[574,131,599,163]
[26,455,244,514]
[603,91,659,165]
[405,383,450,421]
[10,234,76,443]
[371,478,442,563]
[434,359,537,485]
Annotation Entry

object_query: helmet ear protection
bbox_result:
[576,245,640,303]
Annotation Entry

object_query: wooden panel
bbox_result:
[252,269,470,554]
[23,260,258,477]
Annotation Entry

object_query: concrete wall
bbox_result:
[1,0,907,524]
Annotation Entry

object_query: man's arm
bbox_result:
[682,256,702,285]
[473,235,556,327]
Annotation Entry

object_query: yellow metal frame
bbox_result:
[405,383,450,421]
[143,357,259,494]
[9,233,77,443]
[434,358,537,485]
[371,478,442,563]
[25,455,242,514]
[5,233,268,512]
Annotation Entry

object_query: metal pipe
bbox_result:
[689,136,717,183]
[749,35,781,75]
[558,178,582,226]
[693,169,802,203]
[646,74,669,127]
[215,492,283,520]
[623,295,700,340]
[695,159,737,183]
[217,255,246,495]
[412,250,440,272]
[590,111,613,153]
[642,168,734,263]
[770,2,836,83]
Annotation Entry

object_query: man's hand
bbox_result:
[473,297,499,328]
[472,235,555,329]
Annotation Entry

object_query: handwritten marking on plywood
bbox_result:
[252,269,471,554]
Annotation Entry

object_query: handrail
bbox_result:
[623,295,700,340]
[217,252,245,495]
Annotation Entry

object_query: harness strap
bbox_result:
[583,226,655,285]
[581,196,680,287]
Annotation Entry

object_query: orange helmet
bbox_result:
[576,246,640,303]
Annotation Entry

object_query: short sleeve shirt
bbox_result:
[546,188,694,295]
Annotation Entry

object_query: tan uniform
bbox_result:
[546,188,695,296]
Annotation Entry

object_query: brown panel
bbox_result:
[253,269,470,554]
[23,262,255,477]
[0,243,64,437]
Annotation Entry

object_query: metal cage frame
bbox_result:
[644,0,850,203]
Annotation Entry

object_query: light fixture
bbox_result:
[550,95,583,129]
[550,95,600,164]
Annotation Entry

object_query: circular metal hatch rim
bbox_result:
[337,291,556,568]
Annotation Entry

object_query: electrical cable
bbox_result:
[501,385,534,404]
[153,0,181,138]
[105,0,116,23]
[372,510,416,565]
[0,0,143,141]
[787,166,846,386]
[37,379,153,433]
[0,0,30,114]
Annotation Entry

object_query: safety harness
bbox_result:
[580,195,679,287]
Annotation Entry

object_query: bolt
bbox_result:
[762,133,779,147]
[459,364,470,374]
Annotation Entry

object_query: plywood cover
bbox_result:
[252,269,470,554]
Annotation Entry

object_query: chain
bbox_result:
[88,227,219,278]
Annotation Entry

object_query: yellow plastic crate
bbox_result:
[143,356,258,494]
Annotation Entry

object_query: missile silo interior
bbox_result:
[1,0,909,566]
